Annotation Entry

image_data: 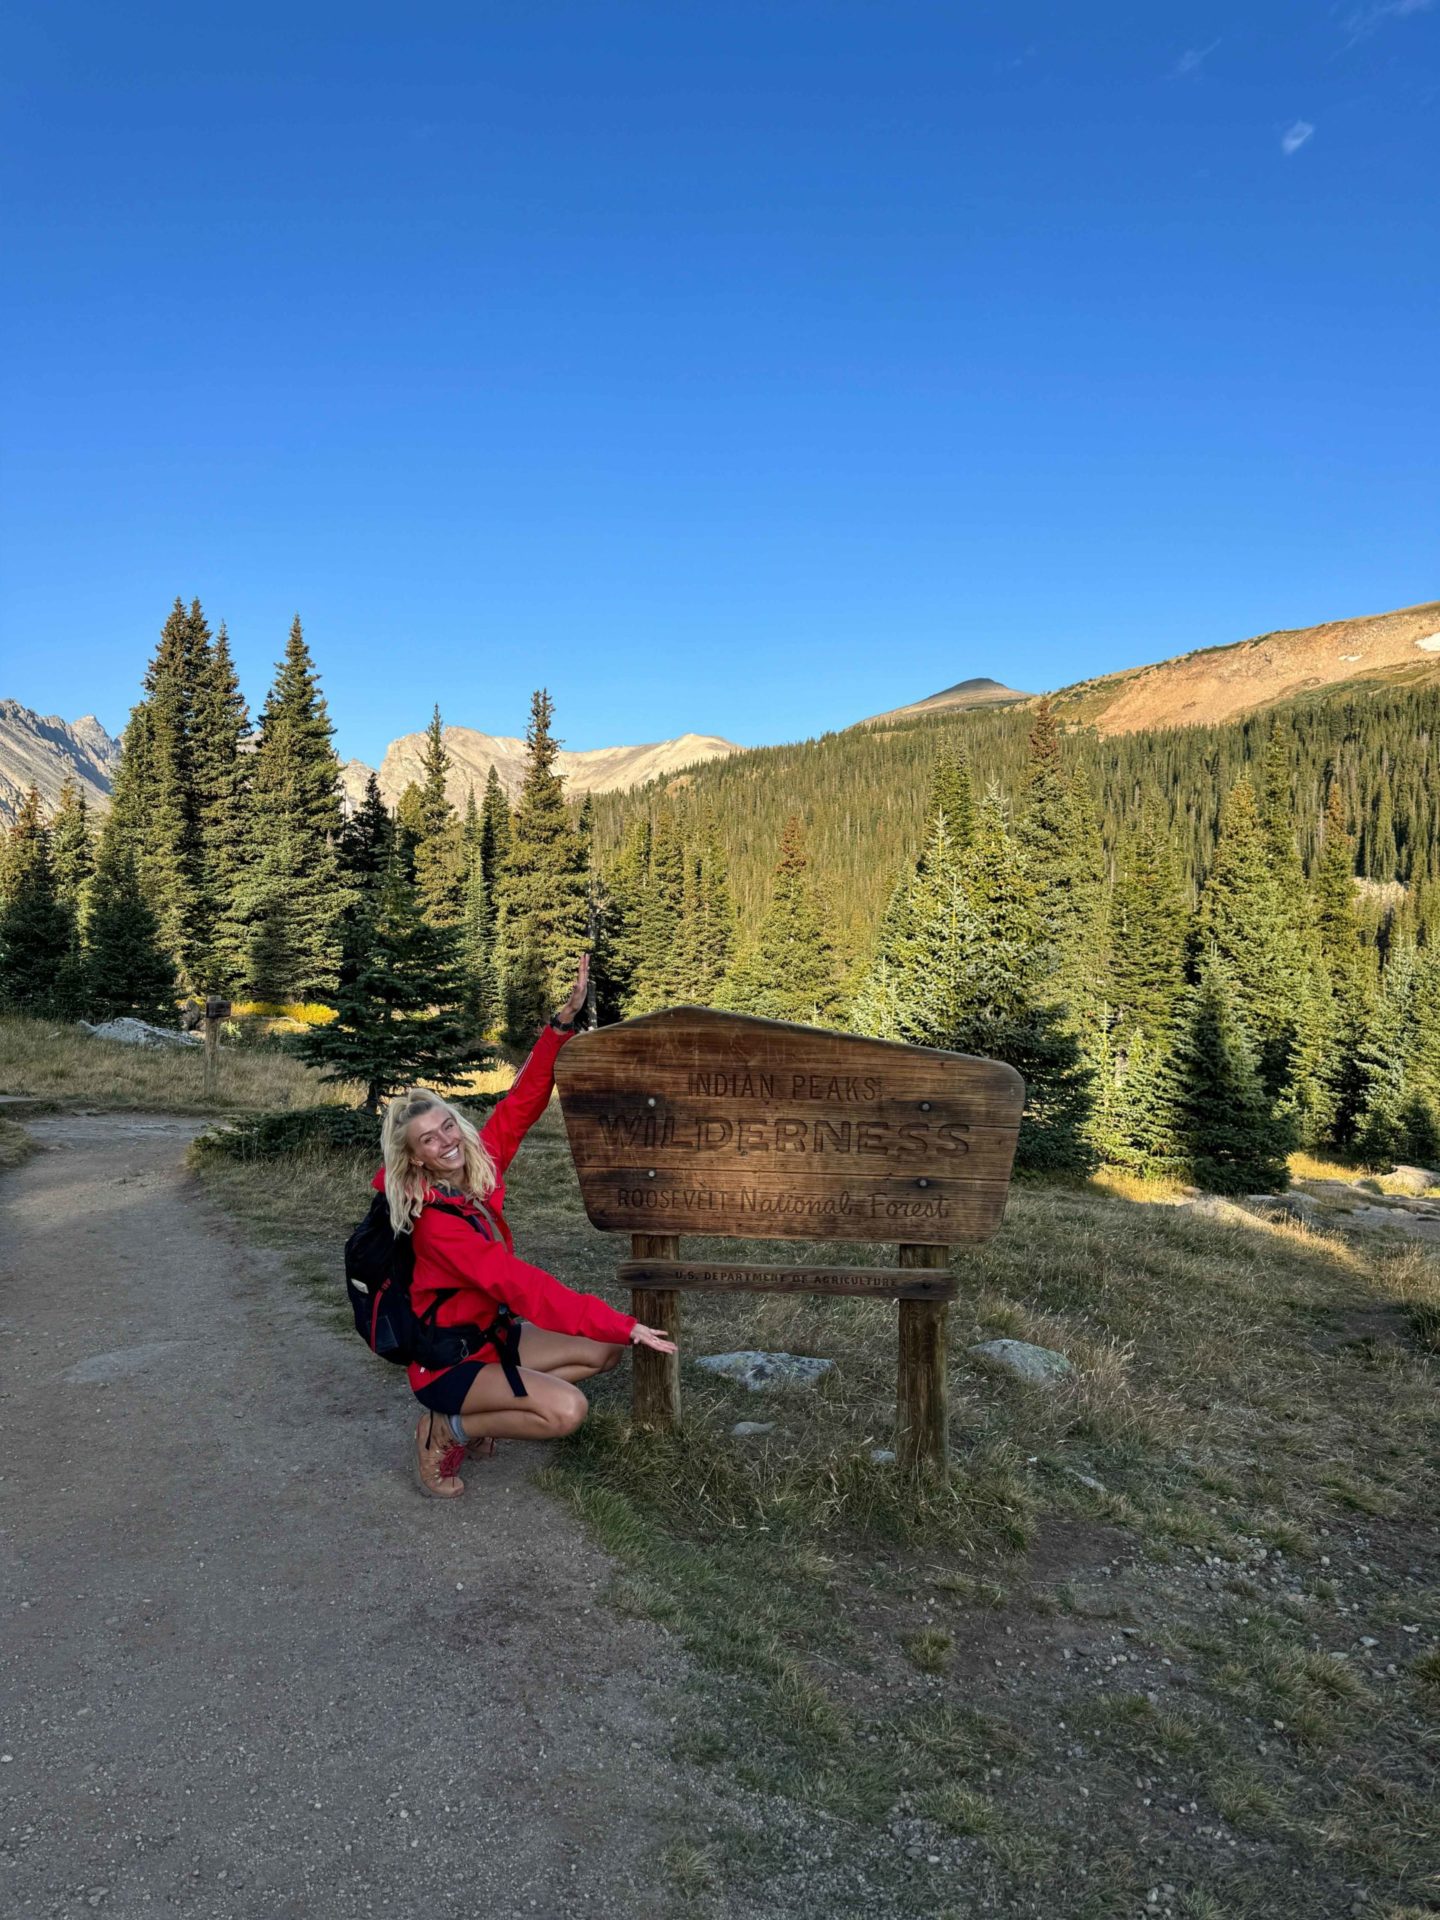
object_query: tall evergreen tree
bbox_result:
[104,597,215,984]
[84,828,177,1024]
[459,838,499,1035]
[240,615,348,1002]
[479,764,512,891]
[1192,777,1301,1093]
[679,815,735,1005]
[716,817,844,1025]
[628,799,686,1013]
[412,707,465,925]
[49,777,95,920]
[494,691,588,1044]
[1354,942,1440,1164]
[593,816,649,1020]
[340,773,393,891]
[299,856,491,1111]
[922,742,976,858]
[1170,953,1292,1193]
[1016,701,1106,1036]
[1108,800,1189,1039]
[191,621,253,991]
[0,789,75,1014]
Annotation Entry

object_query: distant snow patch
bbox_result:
[1339,653,1363,662]
[1415,634,1440,653]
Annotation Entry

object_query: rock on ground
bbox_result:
[697,1351,835,1391]
[968,1338,1073,1386]
[1382,1164,1440,1195]
[80,1017,201,1048]
[1245,1192,1321,1224]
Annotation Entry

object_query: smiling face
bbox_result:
[406,1104,465,1181]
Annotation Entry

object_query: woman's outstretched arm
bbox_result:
[481,955,589,1175]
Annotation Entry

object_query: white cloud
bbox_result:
[1172,39,1221,77]
[1340,0,1434,46]
[1281,120,1315,154]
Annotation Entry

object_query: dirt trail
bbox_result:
[0,1113,704,1919]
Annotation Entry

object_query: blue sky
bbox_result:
[2,1,1437,768]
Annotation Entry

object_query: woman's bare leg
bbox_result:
[453,1363,592,1444]
[516,1324,625,1383]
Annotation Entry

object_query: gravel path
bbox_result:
[0,1113,702,1919]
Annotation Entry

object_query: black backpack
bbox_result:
[343,1192,527,1394]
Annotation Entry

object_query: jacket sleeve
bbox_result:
[480,1024,572,1177]
[415,1208,634,1345]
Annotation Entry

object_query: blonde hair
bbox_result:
[380,1087,498,1234]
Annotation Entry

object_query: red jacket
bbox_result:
[369,1024,635,1394]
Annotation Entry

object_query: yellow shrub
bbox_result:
[231,1001,337,1026]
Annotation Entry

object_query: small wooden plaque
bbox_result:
[620,1259,956,1300]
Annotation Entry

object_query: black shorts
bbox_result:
[411,1362,489,1416]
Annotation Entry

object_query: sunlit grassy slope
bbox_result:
[197,1104,1440,1920]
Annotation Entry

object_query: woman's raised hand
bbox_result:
[554,952,590,1027]
[630,1323,679,1354]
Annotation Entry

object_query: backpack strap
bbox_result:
[422,1199,528,1397]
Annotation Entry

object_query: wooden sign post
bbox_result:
[202,996,231,1100]
[554,1008,1024,1479]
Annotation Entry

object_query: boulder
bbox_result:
[968,1338,1073,1387]
[1383,1165,1440,1196]
[80,1018,201,1049]
[1245,1193,1322,1225]
[1180,1194,1257,1227]
[696,1351,835,1392]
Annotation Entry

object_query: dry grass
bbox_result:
[0,1116,33,1169]
[0,1014,354,1113]
[197,1102,1440,1918]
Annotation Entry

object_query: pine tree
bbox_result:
[922,742,975,857]
[1093,1024,1180,1176]
[412,706,465,925]
[191,621,252,991]
[479,764,512,891]
[716,817,844,1025]
[1192,777,1301,1093]
[50,777,95,920]
[394,782,426,872]
[340,773,393,891]
[298,857,491,1111]
[459,838,498,1035]
[1108,801,1188,1039]
[1354,942,1440,1164]
[593,816,649,1020]
[102,597,214,984]
[0,790,76,1014]
[1170,953,1292,1193]
[628,800,685,1013]
[1307,775,1371,1145]
[684,815,735,1004]
[240,615,348,1002]
[84,828,178,1025]
[494,691,587,1043]
[1017,700,1106,1036]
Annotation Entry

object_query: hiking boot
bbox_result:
[414,1411,466,1499]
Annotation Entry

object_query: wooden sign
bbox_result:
[554,1007,1024,1248]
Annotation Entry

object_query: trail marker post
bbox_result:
[202,996,231,1100]
[554,1008,1024,1480]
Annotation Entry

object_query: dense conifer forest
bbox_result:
[3,596,1439,1184]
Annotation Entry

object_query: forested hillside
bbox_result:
[590,672,1440,950]
[6,594,1440,1189]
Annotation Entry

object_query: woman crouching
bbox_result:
[377,956,676,1498]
